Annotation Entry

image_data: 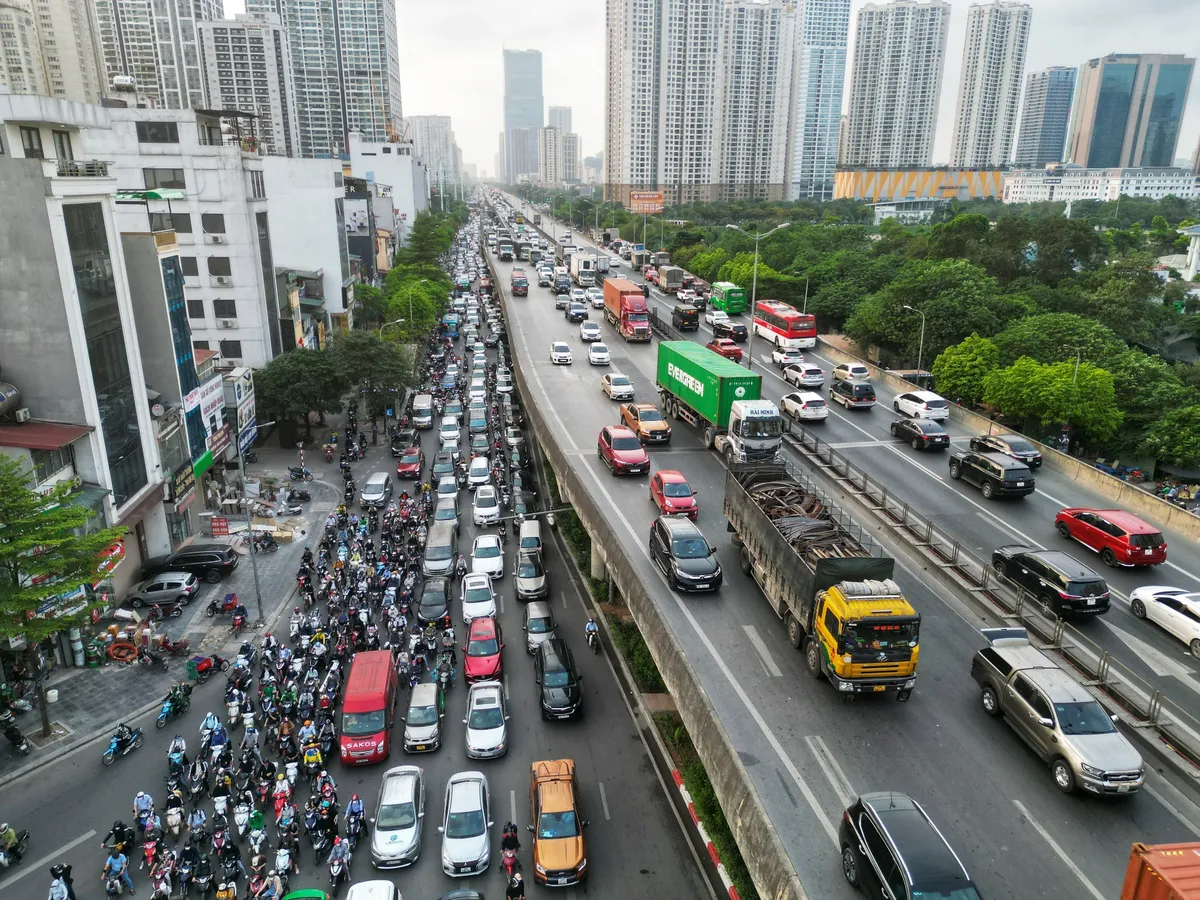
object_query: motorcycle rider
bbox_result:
[343,794,365,833]
[585,616,599,646]
[167,734,189,775]
[133,792,155,832]
[254,869,282,900]
[315,769,336,798]
[326,836,351,868]
[187,806,207,839]
[296,718,317,746]
[505,872,525,900]
[219,838,247,881]
[0,821,24,865]
[49,863,76,900]
[102,845,134,895]
[215,882,237,900]
[501,821,521,855]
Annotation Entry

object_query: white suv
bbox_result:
[832,362,870,382]
[893,390,950,421]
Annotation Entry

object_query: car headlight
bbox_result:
[1080,763,1105,778]
[495,741,505,751]
[577,858,588,871]
[535,862,547,875]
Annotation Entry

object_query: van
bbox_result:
[339,650,398,765]
[519,519,543,555]
[412,394,434,429]
[423,521,458,577]
[830,379,876,409]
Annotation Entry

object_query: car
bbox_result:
[991,545,1111,617]
[832,362,871,382]
[550,342,573,364]
[704,309,729,328]
[469,434,489,456]
[440,372,458,391]
[772,347,805,368]
[439,772,492,877]
[948,450,1034,499]
[534,638,583,720]
[468,411,488,434]
[467,456,491,491]
[417,577,451,626]
[433,496,460,534]
[470,534,505,580]
[524,600,557,653]
[649,515,722,592]
[781,391,829,423]
[371,765,425,867]
[829,379,876,409]
[597,425,650,476]
[471,341,485,357]
[968,433,1042,468]
[1129,586,1200,657]
[570,288,586,304]
[505,427,525,449]
[495,374,514,394]
[554,292,569,309]
[537,270,552,287]
[432,451,457,482]
[464,616,504,681]
[515,549,548,600]
[403,681,444,753]
[890,417,949,450]
[705,338,743,361]
[529,758,589,887]
[565,302,588,323]
[649,469,697,519]
[511,469,537,499]
[444,400,464,421]
[839,792,980,899]
[483,331,500,348]
[579,321,602,342]
[620,402,671,444]
[436,477,458,502]
[784,362,824,388]
[463,681,508,759]
[391,427,419,455]
[141,544,239,584]
[677,289,697,304]
[128,571,200,612]
[438,416,460,444]
[445,363,460,379]
[600,372,635,400]
[712,320,748,342]
[1054,508,1167,567]
[471,485,500,527]
[586,288,604,308]
[587,343,610,365]
[894,390,950,421]
[395,446,425,480]
[460,572,497,623]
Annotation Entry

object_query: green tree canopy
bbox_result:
[333,330,416,418]
[983,357,1123,441]
[255,348,348,436]
[991,313,1125,367]
[1139,407,1200,468]
[930,334,999,404]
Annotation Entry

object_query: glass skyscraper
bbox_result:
[503,49,543,182]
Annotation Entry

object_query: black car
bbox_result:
[511,470,537,497]
[534,638,583,720]
[890,418,950,451]
[429,345,446,363]
[969,432,1042,468]
[391,427,419,456]
[431,451,456,481]
[948,450,1035,499]
[712,320,748,342]
[990,545,1111,617]
[483,332,500,347]
[839,792,981,900]
[649,516,722,592]
[142,544,239,584]
[512,490,536,518]
[566,302,588,323]
[417,577,451,625]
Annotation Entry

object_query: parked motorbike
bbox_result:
[137,645,169,670]
[289,487,312,502]
[0,710,30,755]
[288,466,314,482]
[206,594,240,619]
[102,724,144,765]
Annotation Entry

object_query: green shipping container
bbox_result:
[656,341,761,428]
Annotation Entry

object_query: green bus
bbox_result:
[710,281,747,315]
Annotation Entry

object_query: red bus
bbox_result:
[338,650,397,765]
[752,299,816,349]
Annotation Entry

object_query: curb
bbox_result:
[672,769,741,900]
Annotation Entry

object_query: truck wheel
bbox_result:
[804,638,823,678]
[702,427,715,449]
[981,685,1002,717]
[786,614,803,649]
[1051,758,1077,793]
[739,546,752,575]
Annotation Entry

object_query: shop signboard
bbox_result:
[238,416,258,456]
[209,423,232,458]
[211,516,230,536]
[199,376,226,440]
[223,368,254,410]
[167,462,196,508]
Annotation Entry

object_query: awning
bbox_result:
[298,296,325,309]
[0,420,93,450]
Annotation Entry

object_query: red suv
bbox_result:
[395,446,424,480]
[1053,507,1167,567]
[706,338,743,362]
[597,425,650,476]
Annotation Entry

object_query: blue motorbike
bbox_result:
[101,724,144,766]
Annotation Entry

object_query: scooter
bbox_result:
[289,466,314,482]
[233,802,251,842]
[166,807,184,842]
[289,488,312,503]
[102,725,144,766]
[0,827,29,867]
[587,630,600,654]
[329,856,348,896]
[207,594,240,619]
[0,710,30,755]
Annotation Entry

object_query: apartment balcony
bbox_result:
[55,159,110,178]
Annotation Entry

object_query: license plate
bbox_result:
[1015,481,1025,486]
[628,467,643,473]
[1087,598,1095,606]
[415,744,426,751]
[1145,549,1154,555]
[1117,784,1133,792]
[874,685,886,692]
[555,878,569,885]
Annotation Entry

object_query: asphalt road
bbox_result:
[0,285,707,900]
[487,196,1200,900]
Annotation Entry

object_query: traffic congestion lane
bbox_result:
[488,239,1200,900]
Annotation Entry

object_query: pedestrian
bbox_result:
[47,866,70,900]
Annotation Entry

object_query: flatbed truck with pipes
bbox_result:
[724,464,920,700]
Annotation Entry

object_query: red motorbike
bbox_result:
[159,635,191,657]
[232,610,247,633]
[141,835,159,870]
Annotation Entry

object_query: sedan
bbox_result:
[772,347,805,368]
[463,681,508,759]
[515,550,548,600]
[601,372,635,400]
[890,417,950,451]
[464,616,504,681]
[706,338,743,362]
[649,516,722,592]
[395,447,424,480]
[1129,586,1200,658]
[467,456,491,490]
[417,577,451,626]
[550,342,573,365]
[472,485,500,526]
[570,288,587,304]
[705,309,729,328]
[586,288,605,308]
[712,320,748,342]
[439,772,492,877]
[460,572,497,623]
[470,534,505,580]
[371,765,425,869]
[524,601,557,654]
[579,321,602,342]
[505,427,525,449]
[597,425,650,476]
[433,496,460,534]
[588,343,611,365]
[649,470,697,519]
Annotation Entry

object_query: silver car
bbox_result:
[463,681,509,759]
[370,765,425,868]
[360,472,392,508]
[515,550,548,600]
[524,601,557,654]
[402,683,443,753]
[433,496,460,534]
[439,771,492,876]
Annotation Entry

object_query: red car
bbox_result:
[395,446,424,480]
[463,616,503,681]
[706,338,743,362]
[597,425,650,476]
[650,469,697,519]
[1054,507,1167,567]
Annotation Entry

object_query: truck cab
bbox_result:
[716,399,783,464]
[809,580,919,700]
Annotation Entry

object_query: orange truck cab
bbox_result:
[338,650,397,765]
[529,759,588,886]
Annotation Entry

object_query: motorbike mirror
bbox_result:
[399,716,405,722]
[462,718,468,724]
[368,818,374,824]
[526,824,534,833]
[583,819,591,828]
[436,826,444,834]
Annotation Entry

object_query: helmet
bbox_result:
[319,770,327,778]
[294,607,300,614]
[277,773,286,781]
[50,865,65,878]
[351,794,359,802]
[136,791,146,800]
[333,837,341,845]
[218,884,227,892]
[512,872,523,884]
[0,822,8,832]
[268,870,276,877]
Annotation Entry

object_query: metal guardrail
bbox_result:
[784,419,1200,768]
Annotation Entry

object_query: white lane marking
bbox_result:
[829,441,888,450]
[803,736,853,808]
[0,829,96,889]
[811,735,857,803]
[1097,618,1200,685]
[579,461,840,847]
[1012,800,1106,900]
[1143,779,1200,835]
[598,782,612,820]
[501,282,579,452]
[742,625,783,677]
[510,789,517,825]
[498,590,505,615]
[1165,560,1200,587]
[1035,486,1071,508]
[561,590,568,610]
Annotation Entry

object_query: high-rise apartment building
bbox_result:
[790,0,851,200]
[658,0,721,204]
[198,14,300,157]
[503,49,542,182]
[407,115,459,185]
[949,1,1031,167]
[1014,66,1076,167]
[562,132,581,183]
[604,0,664,201]
[537,126,562,184]
[844,0,950,168]
[1066,54,1195,169]
[0,0,48,96]
[548,105,572,134]
[0,0,107,102]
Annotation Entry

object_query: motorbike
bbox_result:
[192,859,213,898]
[159,635,192,657]
[157,693,189,729]
[102,725,144,765]
[284,760,300,788]
[233,801,251,841]
[345,812,364,850]
[104,875,123,897]
[177,858,193,896]
[587,630,599,654]
[206,594,240,619]
[137,645,169,670]
[0,710,30,755]
[254,534,280,553]
[166,806,184,842]
[141,834,159,870]
[190,654,230,684]
[288,466,314,482]
[248,827,268,858]
[231,610,248,633]
[220,855,240,884]
[289,487,312,503]
[274,845,293,879]
[243,451,258,464]
[0,827,29,867]
[502,846,519,878]
[329,856,348,896]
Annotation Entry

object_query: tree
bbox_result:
[983,357,1123,441]
[353,284,385,329]
[255,349,348,437]
[333,330,416,418]
[991,313,1124,367]
[931,334,999,404]
[1139,407,1200,468]
[0,455,127,735]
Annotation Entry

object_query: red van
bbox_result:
[338,650,397,765]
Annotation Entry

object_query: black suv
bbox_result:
[565,302,588,322]
[839,792,980,900]
[948,450,1034,499]
[142,544,238,584]
[968,432,1043,468]
[991,545,1111,617]
[712,320,748,342]
[830,379,876,410]
[534,638,583,720]
[649,516,722,592]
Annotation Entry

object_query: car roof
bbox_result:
[409,682,439,705]
[972,451,1031,469]
[476,485,496,497]
[1006,546,1104,579]
[609,424,637,437]
[859,793,973,892]
[1063,508,1159,533]
[526,600,552,617]
[146,570,194,582]
[910,390,943,401]
[469,681,502,704]
[470,617,497,636]
[657,468,686,482]
[447,772,486,809]
[380,767,420,805]
[474,534,501,548]
[660,516,701,537]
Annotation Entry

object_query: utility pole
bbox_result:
[725,222,789,373]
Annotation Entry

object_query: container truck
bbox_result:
[711,281,747,314]
[724,463,919,700]
[653,251,671,267]
[1122,842,1200,899]
[658,265,684,294]
[655,341,782,461]
[603,278,651,342]
[570,253,597,287]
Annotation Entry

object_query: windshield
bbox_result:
[842,619,919,650]
[400,452,420,465]
[468,706,504,729]
[475,543,501,559]
[1054,700,1116,735]
[611,376,630,386]
[672,537,710,559]
[465,585,492,604]
[553,344,569,352]
[476,494,497,509]
[742,418,782,439]
[446,809,485,840]
[528,615,552,634]
[663,482,692,498]
[435,506,456,522]
[468,636,499,656]
[628,313,648,323]
[638,409,662,422]
[544,669,571,688]
[612,437,642,451]
[340,709,386,737]
[537,811,580,840]
[376,801,416,830]
[406,704,438,726]
[426,545,453,562]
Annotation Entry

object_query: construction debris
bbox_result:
[742,475,868,564]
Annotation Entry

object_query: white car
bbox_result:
[460,572,497,623]
[472,484,500,525]
[579,321,602,342]
[1130,586,1200,658]
[438,416,460,445]
[505,427,525,449]
[550,342,573,364]
[586,288,604,308]
[470,534,505,580]
[463,681,508,760]
[588,343,611,366]
[370,765,424,868]
[832,362,871,382]
[705,310,729,328]
[467,456,491,490]
[495,375,514,394]
[677,289,697,303]
[601,372,635,400]
[781,391,829,422]
[784,362,825,388]
[444,363,459,378]
[571,288,587,304]
[772,347,805,368]
[893,390,950,421]
[439,771,492,877]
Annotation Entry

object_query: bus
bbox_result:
[752,299,817,349]
[710,282,747,315]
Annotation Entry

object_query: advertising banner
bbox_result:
[630,191,664,214]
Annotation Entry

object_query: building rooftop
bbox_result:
[194,349,218,366]
[0,421,93,450]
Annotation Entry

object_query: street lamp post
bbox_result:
[403,278,429,321]
[725,222,790,372]
[377,318,407,437]
[902,305,927,374]
[237,419,276,627]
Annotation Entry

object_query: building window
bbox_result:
[201,213,226,234]
[249,170,265,198]
[149,212,193,233]
[219,340,242,359]
[20,126,43,159]
[207,257,232,277]
[144,168,186,190]
[193,340,209,351]
[31,445,74,481]
[52,130,73,161]
[180,256,199,277]
[136,121,180,144]
[186,298,205,319]
[213,298,237,318]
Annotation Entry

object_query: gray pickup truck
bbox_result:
[970,627,1144,796]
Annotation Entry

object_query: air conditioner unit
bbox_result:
[223,358,242,367]
[214,276,232,286]
[206,234,226,244]
[14,407,30,423]
[218,319,237,329]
